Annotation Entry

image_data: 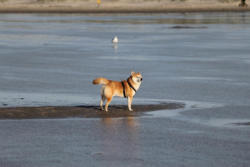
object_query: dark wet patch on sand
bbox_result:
[233,122,250,126]
[170,25,208,29]
[0,102,185,119]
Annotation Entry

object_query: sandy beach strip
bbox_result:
[0,7,249,14]
[0,1,249,13]
[0,102,185,119]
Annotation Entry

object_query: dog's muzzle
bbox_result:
[141,78,143,81]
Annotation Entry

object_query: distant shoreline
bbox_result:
[0,4,249,13]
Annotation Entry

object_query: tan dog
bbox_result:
[93,72,143,112]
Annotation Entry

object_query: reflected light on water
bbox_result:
[96,117,141,163]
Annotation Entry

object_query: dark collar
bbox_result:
[127,78,137,93]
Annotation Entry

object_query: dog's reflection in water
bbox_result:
[101,117,138,130]
[97,117,141,161]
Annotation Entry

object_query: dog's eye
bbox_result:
[136,77,142,81]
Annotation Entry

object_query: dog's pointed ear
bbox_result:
[130,71,135,75]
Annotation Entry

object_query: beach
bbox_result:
[0,11,250,167]
[0,0,249,13]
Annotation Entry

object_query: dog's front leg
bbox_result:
[128,96,133,111]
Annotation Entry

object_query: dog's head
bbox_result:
[130,71,143,84]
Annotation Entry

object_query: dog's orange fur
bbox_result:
[93,72,143,112]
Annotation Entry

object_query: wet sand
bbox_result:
[0,102,185,119]
[233,122,250,126]
[0,13,250,167]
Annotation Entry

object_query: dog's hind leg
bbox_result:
[105,97,112,112]
[100,86,105,110]
[100,95,105,111]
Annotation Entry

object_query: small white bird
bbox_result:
[112,36,118,43]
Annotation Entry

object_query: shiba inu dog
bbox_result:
[93,71,143,112]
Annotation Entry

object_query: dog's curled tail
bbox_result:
[92,77,110,85]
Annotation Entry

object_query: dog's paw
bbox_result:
[129,109,133,112]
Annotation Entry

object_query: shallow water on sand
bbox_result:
[0,13,250,107]
[0,13,250,167]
